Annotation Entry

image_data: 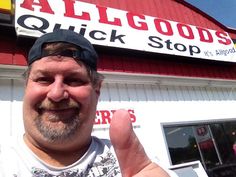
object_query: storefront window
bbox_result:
[164,126,201,164]
[164,121,236,176]
[210,122,236,164]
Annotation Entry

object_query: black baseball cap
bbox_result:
[28,29,98,70]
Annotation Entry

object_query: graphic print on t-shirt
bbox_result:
[31,151,120,177]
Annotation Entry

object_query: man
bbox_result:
[0,29,172,177]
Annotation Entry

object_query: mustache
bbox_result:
[37,99,80,110]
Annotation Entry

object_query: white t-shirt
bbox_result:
[0,136,121,177]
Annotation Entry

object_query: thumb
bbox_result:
[109,109,151,177]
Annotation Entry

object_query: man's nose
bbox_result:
[47,81,69,102]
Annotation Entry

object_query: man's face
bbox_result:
[23,56,101,150]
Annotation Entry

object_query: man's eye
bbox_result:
[65,78,87,86]
[35,77,53,84]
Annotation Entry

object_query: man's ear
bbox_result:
[95,80,102,96]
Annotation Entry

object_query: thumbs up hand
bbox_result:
[110,109,170,177]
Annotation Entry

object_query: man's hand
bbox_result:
[109,109,170,177]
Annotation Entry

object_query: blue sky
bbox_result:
[184,0,236,30]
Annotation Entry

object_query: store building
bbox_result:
[0,0,236,176]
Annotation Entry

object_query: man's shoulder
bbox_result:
[0,136,22,176]
[90,136,114,155]
[92,136,112,147]
[0,136,17,152]
[0,136,22,164]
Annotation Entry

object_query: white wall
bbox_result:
[0,79,24,140]
[97,81,236,165]
[1,74,236,167]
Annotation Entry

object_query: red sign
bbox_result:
[15,0,236,62]
[95,109,136,125]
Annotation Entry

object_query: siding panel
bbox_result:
[0,79,24,139]
[2,78,236,139]
[99,82,236,103]
[0,79,12,139]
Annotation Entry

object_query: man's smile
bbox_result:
[39,107,80,123]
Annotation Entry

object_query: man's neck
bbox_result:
[23,135,91,167]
